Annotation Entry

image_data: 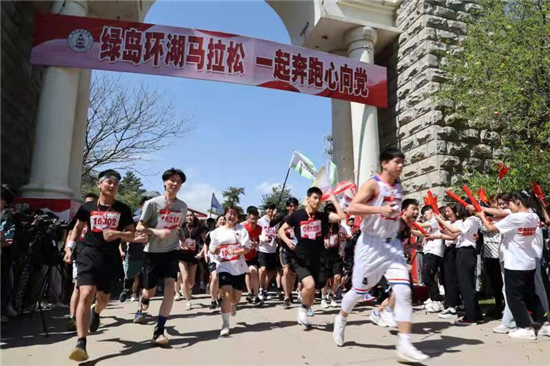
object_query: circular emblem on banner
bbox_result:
[67,29,93,53]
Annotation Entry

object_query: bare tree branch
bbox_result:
[82,73,194,177]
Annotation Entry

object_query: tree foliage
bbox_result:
[81,171,146,211]
[83,74,193,176]
[260,184,293,213]
[439,0,550,193]
[222,187,245,209]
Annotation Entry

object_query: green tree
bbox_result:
[222,187,245,209]
[81,171,146,211]
[260,185,293,213]
[439,0,550,194]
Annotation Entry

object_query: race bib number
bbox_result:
[182,238,197,251]
[300,220,322,240]
[263,226,277,240]
[219,243,241,262]
[328,234,339,248]
[90,211,121,233]
[157,209,182,230]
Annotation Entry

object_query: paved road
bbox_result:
[2,295,549,365]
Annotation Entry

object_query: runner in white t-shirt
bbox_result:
[205,216,226,309]
[257,203,280,301]
[476,192,550,340]
[209,206,252,336]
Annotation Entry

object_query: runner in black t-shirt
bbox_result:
[278,187,345,328]
[64,169,147,362]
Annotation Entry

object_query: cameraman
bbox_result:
[65,193,99,332]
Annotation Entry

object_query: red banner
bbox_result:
[30,14,388,107]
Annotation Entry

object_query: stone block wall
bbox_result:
[1,1,46,191]
[376,0,502,202]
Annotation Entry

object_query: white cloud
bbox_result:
[178,182,222,214]
[255,181,292,195]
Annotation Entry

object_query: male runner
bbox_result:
[243,206,263,306]
[258,203,279,301]
[332,148,430,363]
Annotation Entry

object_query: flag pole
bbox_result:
[276,167,291,208]
[209,193,213,219]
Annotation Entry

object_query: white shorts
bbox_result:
[351,233,409,294]
[72,262,78,280]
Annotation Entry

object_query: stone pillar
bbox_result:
[68,69,92,200]
[22,0,89,199]
[345,26,380,186]
[331,99,354,182]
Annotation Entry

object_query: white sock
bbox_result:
[398,333,411,344]
[337,313,347,322]
[221,312,230,326]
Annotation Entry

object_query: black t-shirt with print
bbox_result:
[181,225,203,254]
[285,209,330,258]
[76,199,133,253]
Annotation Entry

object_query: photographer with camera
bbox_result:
[64,169,147,362]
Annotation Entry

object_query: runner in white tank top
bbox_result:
[332,148,429,364]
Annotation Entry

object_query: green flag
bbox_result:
[289,151,318,181]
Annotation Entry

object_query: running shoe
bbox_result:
[68,346,89,362]
[283,298,291,309]
[454,318,477,326]
[307,307,315,317]
[175,293,183,302]
[66,317,77,332]
[438,307,458,319]
[329,294,338,308]
[89,304,101,332]
[370,310,388,327]
[134,310,146,324]
[130,294,138,302]
[278,291,285,301]
[321,298,329,309]
[493,324,516,334]
[380,309,398,328]
[186,302,192,311]
[333,315,347,347]
[153,332,170,347]
[363,293,376,302]
[396,341,430,364]
[538,322,550,337]
[246,294,254,303]
[508,328,536,340]
[119,289,129,303]
[209,300,217,309]
[220,324,230,337]
[298,307,311,328]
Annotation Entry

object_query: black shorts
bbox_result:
[279,247,295,269]
[76,246,122,293]
[143,251,180,290]
[218,272,246,291]
[258,252,280,271]
[246,256,259,268]
[290,253,327,290]
[208,262,217,273]
[179,250,199,265]
[325,251,343,278]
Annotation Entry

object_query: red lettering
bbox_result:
[186,36,205,70]
[339,64,353,94]
[121,28,143,65]
[291,53,308,85]
[354,67,369,97]
[99,26,123,62]
[273,49,291,82]
[143,32,165,67]
[226,41,246,74]
[308,57,324,88]
[164,33,186,69]
[207,38,227,73]
[324,62,339,91]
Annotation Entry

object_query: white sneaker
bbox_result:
[333,315,346,347]
[396,341,430,364]
[508,328,536,340]
[258,292,265,301]
[439,307,458,319]
[220,324,230,337]
[423,298,432,309]
[538,323,550,337]
[231,304,237,317]
[307,307,315,317]
[175,293,182,302]
[493,324,516,334]
[330,299,338,308]
[370,310,388,327]
[426,301,442,313]
[298,307,310,328]
[380,309,398,328]
[321,299,329,309]
[185,302,192,311]
[130,295,138,302]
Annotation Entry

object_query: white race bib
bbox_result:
[157,209,182,230]
[90,211,121,233]
[300,220,322,240]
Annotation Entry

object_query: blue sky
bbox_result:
[98,1,332,212]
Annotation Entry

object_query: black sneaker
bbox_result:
[254,298,264,308]
[246,294,254,303]
[152,328,169,347]
[209,300,217,309]
[278,291,285,301]
[89,304,100,333]
[283,298,291,309]
[217,297,223,308]
[69,338,88,362]
[119,289,130,303]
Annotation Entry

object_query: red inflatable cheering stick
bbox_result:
[446,190,469,208]
[426,190,440,215]
[531,182,548,207]
[411,222,428,235]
